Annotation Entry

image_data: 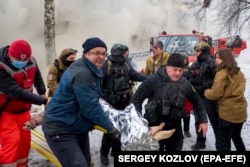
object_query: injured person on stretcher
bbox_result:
[24,98,175,151]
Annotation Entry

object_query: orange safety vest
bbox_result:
[0,57,37,112]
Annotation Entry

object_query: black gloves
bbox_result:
[107,127,120,140]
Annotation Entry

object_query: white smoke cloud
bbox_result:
[0,0,196,75]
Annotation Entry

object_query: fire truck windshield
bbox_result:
[158,35,199,56]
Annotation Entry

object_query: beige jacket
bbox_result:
[204,69,247,123]
[144,52,170,75]
[47,49,74,97]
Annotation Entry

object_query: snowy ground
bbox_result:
[28,57,250,167]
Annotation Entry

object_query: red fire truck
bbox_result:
[150,30,247,63]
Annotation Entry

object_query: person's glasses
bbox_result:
[88,51,108,57]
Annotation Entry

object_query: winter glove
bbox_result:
[107,127,121,141]
[23,111,44,130]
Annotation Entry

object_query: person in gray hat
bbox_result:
[141,40,170,75]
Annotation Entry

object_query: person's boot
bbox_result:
[110,149,114,157]
[89,162,94,167]
[184,131,192,138]
[100,154,109,166]
[191,143,206,150]
[191,120,206,150]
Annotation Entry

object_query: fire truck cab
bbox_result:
[150,30,247,63]
[150,30,212,63]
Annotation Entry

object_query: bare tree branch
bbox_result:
[184,0,250,36]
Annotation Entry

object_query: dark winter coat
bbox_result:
[189,51,217,96]
[133,66,208,129]
[42,57,114,135]
[0,46,47,107]
[101,55,147,109]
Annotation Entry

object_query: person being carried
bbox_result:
[42,37,120,167]
[47,48,77,97]
[133,53,208,151]
[0,39,48,167]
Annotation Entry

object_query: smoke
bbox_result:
[0,0,196,76]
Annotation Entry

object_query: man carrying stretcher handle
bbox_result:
[39,37,120,167]
[24,102,175,143]
[133,53,208,151]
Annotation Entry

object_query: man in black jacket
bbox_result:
[100,43,147,165]
[189,42,219,150]
[133,53,208,151]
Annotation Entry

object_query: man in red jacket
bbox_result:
[0,39,48,167]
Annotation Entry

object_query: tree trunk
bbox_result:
[44,0,56,66]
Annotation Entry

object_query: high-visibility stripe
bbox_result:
[0,161,17,167]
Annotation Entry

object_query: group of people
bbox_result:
[0,36,248,167]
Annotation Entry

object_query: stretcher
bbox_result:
[30,100,175,165]
[31,125,104,167]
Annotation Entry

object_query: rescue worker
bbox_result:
[123,45,139,102]
[100,43,147,166]
[47,48,77,97]
[141,40,170,75]
[227,35,242,49]
[0,39,48,167]
[233,35,242,48]
[140,40,170,151]
[123,45,138,71]
[23,48,78,131]
[189,41,219,150]
[133,53,208,151]
[42,37,120,167]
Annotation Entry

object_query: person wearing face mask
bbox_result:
[188,42,219,150]
[47,48,77,97]
[0,39,48,167]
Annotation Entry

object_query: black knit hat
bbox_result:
[82,37,107,53]
[166,53,185,68]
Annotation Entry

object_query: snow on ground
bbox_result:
[28,57,250,167]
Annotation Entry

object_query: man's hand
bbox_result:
[198,123,208,137]
[139,68,144,74]
[107,127,120,140]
